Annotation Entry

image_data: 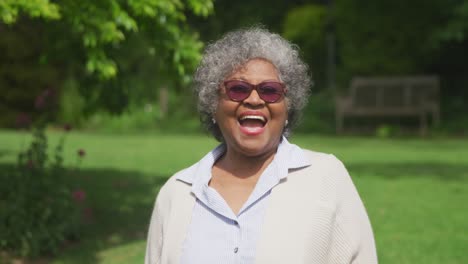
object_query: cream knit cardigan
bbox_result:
[145,150,378,264]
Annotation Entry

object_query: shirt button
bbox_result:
[234,247,239,253]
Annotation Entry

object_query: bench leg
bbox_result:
[433,109,441,127]
[420,112,428,137]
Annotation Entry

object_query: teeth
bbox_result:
[240,115,266,122]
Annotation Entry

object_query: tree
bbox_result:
[432,0,468,44]
[188,0,310,42]
[0,0,212,79]
[0,0,213,125]
[283,4,327,90]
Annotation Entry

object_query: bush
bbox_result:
[0,91,84,257]
[82,100,202,134]
[296,90,336,134]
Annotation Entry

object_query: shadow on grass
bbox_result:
[0,163,169,263]
[2,161,467,263]
[347,162,468,181]
[0,150,14,159]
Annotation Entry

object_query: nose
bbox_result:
[242,89,265,107]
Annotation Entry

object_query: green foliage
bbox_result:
[0,0,213,122]
[335,0,436,76]
[84,106,161,133]
[0,20,62,128]
[432,0,468,44]
[58,78,86,127]
[0,127,83,257]
[0,0,60,23]
[81,94,201,134]
[375,124,399,138]
[283,4,327,89]
[283,4,326,45]
[0,0,213,79]
[0,87,86,257]
[332,0,468,82]
[190,0,308,42]
[295,90,335,134]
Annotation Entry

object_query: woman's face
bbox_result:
[215,58,288,158]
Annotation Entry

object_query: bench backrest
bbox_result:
[349,76,439,108]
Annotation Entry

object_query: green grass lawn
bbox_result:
[1,130,467,263]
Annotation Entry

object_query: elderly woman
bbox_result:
[145,27,377,264]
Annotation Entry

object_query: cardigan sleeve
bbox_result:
[145,177,177,264]
[328,155,378,263]
[145,192,163,264]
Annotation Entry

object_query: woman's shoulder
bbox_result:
[157,165,196,199]
[292,147,351,189]
[299,148,345,168]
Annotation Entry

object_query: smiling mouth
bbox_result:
[239,115,266,127]
[238,115,267,135]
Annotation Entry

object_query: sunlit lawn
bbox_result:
[0,130,467,263]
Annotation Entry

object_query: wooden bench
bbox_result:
[335,76,440,135]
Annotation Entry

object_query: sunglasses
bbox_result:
[223,80,287,103]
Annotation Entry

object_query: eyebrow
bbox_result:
[227,78,281,83]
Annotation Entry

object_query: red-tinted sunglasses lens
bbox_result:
[258,82,285,102]
[224,80,285,103]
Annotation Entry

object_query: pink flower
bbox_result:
[26,159,34,169]
[77,149,86,157]
[72,189,86,203]
[34,94,46,110]
[15,113,31,129]
[64,124,72,132]
[34,88,57,110]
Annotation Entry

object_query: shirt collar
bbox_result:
[176,136,311,187]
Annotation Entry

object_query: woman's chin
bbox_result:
[232,134,279,158]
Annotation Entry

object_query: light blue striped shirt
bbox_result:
[177,137,311,264]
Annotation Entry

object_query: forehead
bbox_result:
[226,58,280,82]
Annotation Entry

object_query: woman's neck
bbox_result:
[215,146,277,180]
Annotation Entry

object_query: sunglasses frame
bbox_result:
[222,80,287,103]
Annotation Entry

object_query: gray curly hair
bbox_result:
[194,26,312,142]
